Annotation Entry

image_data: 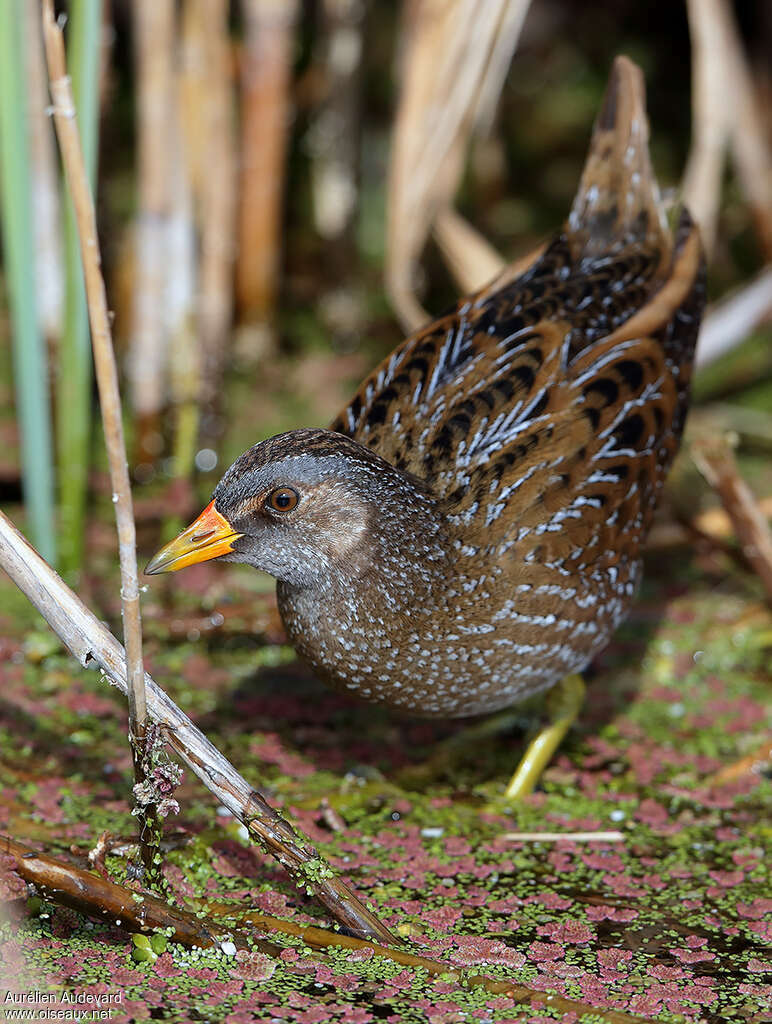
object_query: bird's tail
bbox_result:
[567,56,670,261]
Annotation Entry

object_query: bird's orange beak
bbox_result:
[144,500,242,575]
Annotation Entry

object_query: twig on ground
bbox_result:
[203,904,656,1023]
[647,496,772,551]
[41,0,159,881]
[0,509,395,946]
[501,831,625,842]
[692,436,772,602]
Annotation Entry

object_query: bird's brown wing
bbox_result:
[332,215,703,555]
[331,55,705,554]
[458,224,703,550]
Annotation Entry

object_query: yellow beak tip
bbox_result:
[144,553,172,576]
[144,501,241,576]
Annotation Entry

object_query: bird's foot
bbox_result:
[503,673,585,800]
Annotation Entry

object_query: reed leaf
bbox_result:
[0,5,56,562]
[57,0,102,577]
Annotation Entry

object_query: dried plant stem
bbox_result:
[237,0,299,327]
[684,0,772,259]
[387,0,531,330]
[203,908,654,1023]
[683,0,731,257]
[56,0,102,579]
[692,436,772,602]
[0,509,395,946]
[197,0,236,406]
[41,1,158,880]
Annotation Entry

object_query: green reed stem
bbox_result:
[57,0,102,578]
[0,7,56,563]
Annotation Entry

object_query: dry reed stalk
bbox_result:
[178,0,206,200]
[692,436,772,603]
[721,14,772,260]
[197,0,236,406]
[684,0,772,260]
[683,0,731,257]
[23,2,63,345]
[129,0,175,470]
[55,0,102,579]
[236,0,299,335]
[386,0,531,331]
[308,0,366,253]
[41,1,157,878]
[0,508,396,946]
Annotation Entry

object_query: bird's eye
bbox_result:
[266,487,299,513]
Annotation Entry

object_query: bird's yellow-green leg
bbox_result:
[504,673,586,799]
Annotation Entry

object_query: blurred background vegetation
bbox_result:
[0,0,770,583]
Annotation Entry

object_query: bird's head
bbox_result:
[145,429,432,588]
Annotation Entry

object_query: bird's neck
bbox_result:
[275,489,451,683]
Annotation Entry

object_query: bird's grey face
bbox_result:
[145,432,380,587]
[214,453,373,585]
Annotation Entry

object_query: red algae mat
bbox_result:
[0,541,770,1023]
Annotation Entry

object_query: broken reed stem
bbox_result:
[0,835,655,1024]
[692,436,772,603]
[647,495,772,552]
[0,509,395,946]
[211,908,654,1024]
[41,0,157,879]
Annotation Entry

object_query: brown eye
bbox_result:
[266,487,299,513]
